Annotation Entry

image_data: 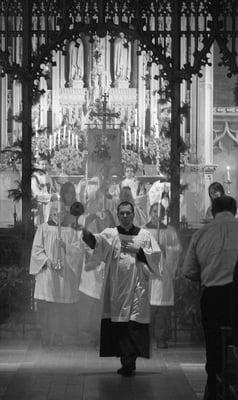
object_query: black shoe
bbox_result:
[117,368,136,377]
[117,366,136,377]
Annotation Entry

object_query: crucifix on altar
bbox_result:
[90,93,120,131]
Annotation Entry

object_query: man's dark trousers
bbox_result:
[200,283,232,400]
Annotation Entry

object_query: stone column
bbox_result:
[105,34,112,91]
[188,48,216,219]
[137,50,146,132]
[198,50,215,213]
[12,80,22,141]
[180,30,187,141]
[12,34,22,141]
[39,77,48,128]
[59,50,66,89]
[0,76,8,148]
[150,63,159,129]
[51,51,60,130]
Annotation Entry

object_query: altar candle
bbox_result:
[142,134,145,149]
[128,126,131,142]
[124,129,127,147]
[155,123,159,136]
[68,129,71,146]
[53,131,56,147]
[71,133,75,148]
[134,108,138,126]
[138,129,141,148]
[57,194,61,213]
[63,125,66,140]
[134,128,137,146]
[35,118,39,136]
[58,128,61,145]
[226,165,231,182]
[49,135,52,152]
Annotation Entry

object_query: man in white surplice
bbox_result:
[80,200,161,376]
[29,202,85,346]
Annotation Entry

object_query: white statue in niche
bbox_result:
[114,32,131,83]
[93,37,105,90]
[69,39,84,83]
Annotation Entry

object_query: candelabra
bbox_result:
[225,166,232,194]
[123,126,145,151]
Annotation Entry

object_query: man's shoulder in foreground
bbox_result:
[193,212,238,239]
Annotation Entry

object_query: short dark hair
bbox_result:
[211,195,237,217]
[117,201,135,215]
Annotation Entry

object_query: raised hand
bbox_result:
[121,241,140,254]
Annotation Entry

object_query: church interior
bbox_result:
[0,1,238,400]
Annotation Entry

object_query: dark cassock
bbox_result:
[82,218,161,376]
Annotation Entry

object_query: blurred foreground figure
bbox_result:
[31,156,56,225]
[205,182,225,220]
[60,181,78,226]
[183,195,238,400]
[145,203,181,349]
[81,201,161,376]
[29,202,84,346]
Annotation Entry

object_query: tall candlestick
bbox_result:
[58,128,61,145]
[155,122,159,136]
[35,117,39,136]
[138,129,141,148]
[49,135,52,152]
[53,131,56,148]
[134,128,137,146]
[226,165,231,182]
[142,134,145,149]
[57,194,61,213]
[128,126,131,143]
[63,125,66,140]
[68,129,71,146]
[124,129,127,147]
[134,108,138,126]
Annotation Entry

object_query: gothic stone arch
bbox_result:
[0,0,238,255]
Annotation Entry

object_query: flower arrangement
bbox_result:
[121,147,143,173]
[32,132,50,159]
[32,129,88,175]
[50,146,87,175]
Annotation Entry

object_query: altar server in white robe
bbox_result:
[29,201,84,346]
[31,156,56,225]
[80,200,161,376]
[145,202,181,349]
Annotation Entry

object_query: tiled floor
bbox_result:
[0,339,206,400]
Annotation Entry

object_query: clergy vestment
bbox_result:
[31,171,54,225]
[145,223,181,347]
[79,210,115,300]
[29,222,84,344]
[82,224,161,370]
